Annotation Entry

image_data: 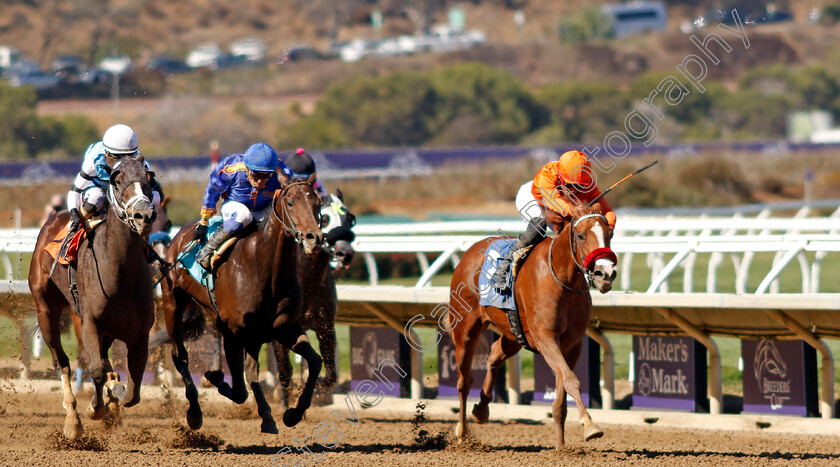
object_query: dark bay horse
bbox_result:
[28,156,157,439]
[271,188,356,408]
[70,193,173,394]
[449,203,617,449]
[162,174,324,433]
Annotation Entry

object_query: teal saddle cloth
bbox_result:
[177,216,225,289]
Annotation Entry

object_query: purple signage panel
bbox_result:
[632,336,707,412]
[533,335,600,407]
[437,330,500,399]
[742,340,817,417]
[350,327,410,398]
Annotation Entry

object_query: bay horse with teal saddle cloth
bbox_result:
[161,173,324,433]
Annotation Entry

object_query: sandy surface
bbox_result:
[1,378,840,466]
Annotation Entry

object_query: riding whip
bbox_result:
[588,160,658,206]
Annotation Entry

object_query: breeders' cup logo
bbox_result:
[637,363,652,396]
[361,332,378,377]
[754,340,790,410]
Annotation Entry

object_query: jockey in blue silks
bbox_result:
[194,142,293,269]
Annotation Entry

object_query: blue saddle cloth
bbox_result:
[477,238,518,312]
[177,217,225,290]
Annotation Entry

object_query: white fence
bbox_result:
[3,206,840,418]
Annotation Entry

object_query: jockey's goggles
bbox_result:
[290,172,312,182]
[248,169,273,181]
[106,150,138,159]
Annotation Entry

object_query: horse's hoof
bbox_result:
[186,408,203,430]
[109,383,127,402]
[315,376,334,390]
[64,413,83,439]
[283,407,304,427]
[471,403,489,424]
[123,394,140,408]
[261,419,279,434]
[203,370,223,388]
[89,405,107,421]
[454,421,466,440]
[584,424,604,441]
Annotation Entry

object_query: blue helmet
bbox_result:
[243,143,279,173]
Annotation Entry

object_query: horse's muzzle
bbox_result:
[332,240,355,269]
[590,259,617,294]
[300,231,324,255]
[130,201,155,236]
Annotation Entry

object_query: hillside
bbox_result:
[1,0,838,78]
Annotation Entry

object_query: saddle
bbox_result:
[44,218,104,266]
[207,222,257,270]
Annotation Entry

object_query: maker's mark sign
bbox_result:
[632,336,707,412]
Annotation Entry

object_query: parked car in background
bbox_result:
[5,69,61,90]
[338,39,373,63]
[145,55,190,74]
[51,55,86,78]
[186,43,224,68]
[280,45,327,63]
[0,45,22,69]
[99,55,132,75]
[211,53,251,70]
[78,67,111,85]
[230,37,266,63]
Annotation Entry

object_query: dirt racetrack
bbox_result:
[2,379,840,466]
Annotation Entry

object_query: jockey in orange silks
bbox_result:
[490,150,616,292]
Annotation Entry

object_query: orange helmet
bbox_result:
[558,150,593,186]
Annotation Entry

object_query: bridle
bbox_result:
[106,159,154,235]
[271,179,320,244]
[547,212,615,293]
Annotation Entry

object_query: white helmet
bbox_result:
[102,124,138,155]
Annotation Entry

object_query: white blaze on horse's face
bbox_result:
[591,221,606,249]
[584,218,616,294]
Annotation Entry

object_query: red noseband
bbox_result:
[583,248,617,270]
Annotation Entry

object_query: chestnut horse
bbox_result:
[449,203,617,449]
[28,156,157,439]
[162,174,324,433]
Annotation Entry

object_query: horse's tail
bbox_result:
[148,305,205,348]
[181,304,205,341]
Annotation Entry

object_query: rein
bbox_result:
[106,160,153,235]
[271,179,319,244]
[546,212,611,294]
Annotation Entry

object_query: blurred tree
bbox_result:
[277,117,351,149]
[0,82,39,159]
[738,64,796,97]
[823,3,840,24]
[534,80,630,143]
[300,71,437,146]
[0,83,98,159]
[793,65,840,113]
[57,115,102,156]
[558,7,613,44]
[428,63,544,144]
[629,71,728,126]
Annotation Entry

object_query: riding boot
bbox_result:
[490,217,547,292]
[197,229,232,270]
